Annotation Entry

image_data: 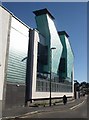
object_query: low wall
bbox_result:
[5,83,26,108]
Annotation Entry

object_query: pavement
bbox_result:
[28,96,87,118]
[2,96,87,120]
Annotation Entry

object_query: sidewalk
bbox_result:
[2,96,86,119]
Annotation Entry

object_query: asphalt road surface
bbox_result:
[21,95,88,119]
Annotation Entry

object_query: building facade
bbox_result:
[0,6,74,116]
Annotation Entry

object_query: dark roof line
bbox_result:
[33,8,55,20]
[58,31,69,38]
[0,5,32,30]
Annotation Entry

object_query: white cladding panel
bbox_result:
[11,17,29,36]
[31,30,39,98]
[6,17,29,83]
[0,6,11,100]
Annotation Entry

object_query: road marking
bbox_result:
[20,111,38,118]
[2,116,15,119]
[29,111,38,115]
[2,111,38,119]
[70,100,85,110]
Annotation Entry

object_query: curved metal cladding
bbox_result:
[65,36,74,82]
[46,15,63,74]
[58,32,74,83]
[34,9,63,75]
[34,14,50,73]
[58,34,67,78]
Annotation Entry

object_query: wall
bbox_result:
[6,17,29,84]
[5,83,26,108]
[5,16,29,108]
[0,6,11,118]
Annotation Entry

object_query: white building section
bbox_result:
[0,6,11,101]
[6,17,29,84]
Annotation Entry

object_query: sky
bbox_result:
[2,2,87,83]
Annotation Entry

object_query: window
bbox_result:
[58,58,66,73]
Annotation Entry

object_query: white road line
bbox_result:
[2,111,38,119]
[20,111,38,118]
[70,100,85,110]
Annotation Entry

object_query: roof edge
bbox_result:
[0,5,32,30]
[58,31,69,38]
[33,8,55,20]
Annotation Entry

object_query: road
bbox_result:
[21,95,88,118]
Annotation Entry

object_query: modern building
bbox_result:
[0,6,74,116]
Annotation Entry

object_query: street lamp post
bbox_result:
[49,47,56,106]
